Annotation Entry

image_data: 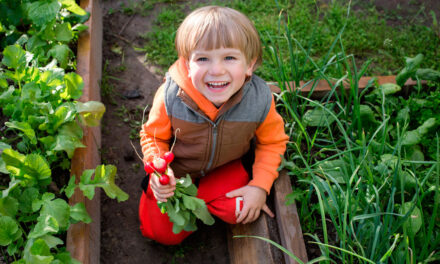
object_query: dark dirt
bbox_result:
[98,0,439,263]
[99,1,230,264]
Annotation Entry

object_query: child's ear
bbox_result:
[246,58,258,76]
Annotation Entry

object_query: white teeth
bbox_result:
[207,82,228,87]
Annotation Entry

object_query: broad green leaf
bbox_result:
[21,82,42,101]
[2,148,26,176]
[398,170,417,190]
[0,142,11,174]
[0,196,18,217]
[24,238,54,264]
[70,203,91,223]
[396,54,424,87]
[94,165,129,202]
[178,174,193,188]
[28,215,59,239]
[172,222,184,234]
[183,217,198,232]
[76,101,106,127]
[359,104,377,125]
[0,86,15,103]
[0,74,8,89]
[401,130,421,146]
[402,118,436,146]
[24,154,52,187]
[416,68,440,82]
[78,170,95,199]
[79,165,129,202]
[54,23,73,42]
[182,183,198,196]
[39,136,56,151]
[182,195,197,211]
[7,236,23,257]
[64,175,77,198]
[1,45,29,70]
[53,122,86,158]
[166,201,186,227]
[39,197,70,230]
[48,44,73,69]
[0,215,22,246]
[380,154,398,169]
[62,72,84,100]
[53,251,81,264]
[318,159,348,184]
[18,187,39,214]
[2,179,21,200]
[303,107,335,127]
[375,83,401,96]
[40,235,63,248]
[32,192,55,213]
[26,0,61,27]
[5,121,37,145]
[193,202,215,225]
[400,202,422,236]
[49,103,77,132]
[60,0,87,15]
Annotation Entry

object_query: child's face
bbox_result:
[187,48,256,107]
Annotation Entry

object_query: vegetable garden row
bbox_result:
[265,12,440,261]
[0,0,127,263]
[1,0,440,263]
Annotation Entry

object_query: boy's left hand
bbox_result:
[226,185,274,224]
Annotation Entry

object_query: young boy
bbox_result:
[139,5,288,245]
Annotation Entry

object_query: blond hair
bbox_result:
[175,6,262,69]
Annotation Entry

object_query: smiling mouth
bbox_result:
[206,81,230,89]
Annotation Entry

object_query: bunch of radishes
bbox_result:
[144,151,175,185]
[143,150,215,233]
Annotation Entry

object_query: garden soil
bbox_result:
[98,1,439,263]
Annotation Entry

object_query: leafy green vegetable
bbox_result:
[158,174,215,234]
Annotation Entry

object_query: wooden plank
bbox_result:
[228,214,282,264]
[268,75,420,97]
[66,0,103,263]
[273,171,308,264]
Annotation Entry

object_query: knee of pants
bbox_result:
[138,191,192,245]
[207,196,243,224]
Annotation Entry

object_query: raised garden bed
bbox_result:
[66,0,103,263]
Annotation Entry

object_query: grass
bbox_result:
[268,4,440,261]
[133,0,439,80]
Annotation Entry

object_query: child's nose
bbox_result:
[209,61,226,75]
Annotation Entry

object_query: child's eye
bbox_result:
[225,56,236,60]
[197,57,208,62]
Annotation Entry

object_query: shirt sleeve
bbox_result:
[139,84,173,163]
[248,95,289,194]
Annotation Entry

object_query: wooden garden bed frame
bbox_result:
[67,1,418,263]
[66,0,102,263]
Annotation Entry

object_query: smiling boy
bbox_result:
[139,5,288,245]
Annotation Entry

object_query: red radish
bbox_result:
[144,161,155,174]
[159,174,170,185]
[163,151,175,163]
[153,157,167,173]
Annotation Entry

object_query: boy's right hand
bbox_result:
[150,168,177,202]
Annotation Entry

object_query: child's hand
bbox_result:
[226,185,274,224]
[150,168,176,202]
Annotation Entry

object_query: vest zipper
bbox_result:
[205,124,217,172]
[180,101,220,176]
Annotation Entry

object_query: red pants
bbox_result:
[138,159,249,245]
